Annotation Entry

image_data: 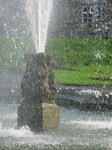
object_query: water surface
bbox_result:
[0,104,112,150]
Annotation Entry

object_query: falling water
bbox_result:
[25,0,52,53]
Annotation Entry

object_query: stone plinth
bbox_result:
[17,103,59,132]
[42,103,59,130]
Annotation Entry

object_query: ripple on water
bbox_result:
[0,105,112,149]
[61,119,112,130]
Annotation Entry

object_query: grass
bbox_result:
[0,36,112,85]
[46,38,112,68]
[46,38,112,86]
[54,65,112,86]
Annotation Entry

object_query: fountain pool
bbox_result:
[0,104,112,150]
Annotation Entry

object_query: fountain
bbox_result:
[1,0,112,149]
[15,0,59,132]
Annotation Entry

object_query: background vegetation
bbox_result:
[0,36,35,69]
[46,38,112,68]
[0,37,112,85]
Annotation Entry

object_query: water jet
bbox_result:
[25,0,52,53]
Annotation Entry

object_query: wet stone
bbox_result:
[17,53,59,132]
[56,87,112,111]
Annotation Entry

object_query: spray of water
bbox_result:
[25,0,52,53]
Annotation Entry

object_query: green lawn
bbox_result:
[46,38,112,68]
[0,37,112,85]
[54,65,112,86]
[46,38,112,86]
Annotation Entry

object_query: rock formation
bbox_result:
[17,53,59,132]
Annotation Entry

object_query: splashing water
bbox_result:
[25,0,52,53]
[1,105,112,149]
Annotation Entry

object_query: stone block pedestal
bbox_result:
[42,103,59,131]
[17,103,59,132]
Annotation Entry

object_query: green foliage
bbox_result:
[0,37,112,85]
[0,36,35,69]
[46,38,112,85]
[46,38,112,68]
[54,65,112,86]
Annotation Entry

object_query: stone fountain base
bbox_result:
[17,103,59,132]
[42,103,59,131]
[56,86,112,111]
